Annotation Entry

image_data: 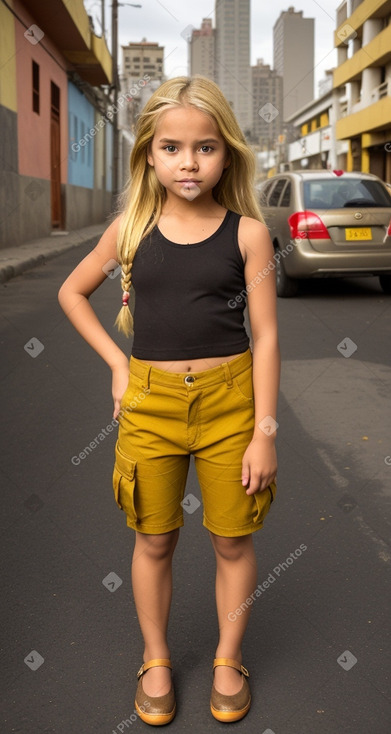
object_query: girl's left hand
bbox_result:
[241,437,277,495]
[112,359,131,420]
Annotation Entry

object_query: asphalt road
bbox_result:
[1,243,390,734]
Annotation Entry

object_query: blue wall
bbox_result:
[68,82,94,189]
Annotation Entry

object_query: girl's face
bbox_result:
[147,105,230,202]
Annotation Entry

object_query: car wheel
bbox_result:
[275,246,299,297]
[379,275,391,294]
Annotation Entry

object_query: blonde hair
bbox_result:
[115,74,265,336]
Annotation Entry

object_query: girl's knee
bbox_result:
[135,528,179,561]
[210,533,253,562]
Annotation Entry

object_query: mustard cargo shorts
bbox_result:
[112,348,277,537]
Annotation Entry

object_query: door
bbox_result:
[50,81,62,229]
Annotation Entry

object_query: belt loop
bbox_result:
[222,361,233,388]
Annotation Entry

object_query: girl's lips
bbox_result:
[178,180,200,188]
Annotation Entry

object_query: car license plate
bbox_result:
[345,228,372,241]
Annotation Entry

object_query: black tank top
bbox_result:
[130,209,250,359]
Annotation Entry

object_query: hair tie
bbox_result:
[122,291,129,307]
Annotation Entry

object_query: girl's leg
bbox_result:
[131,528,179,696]
[209,532,257,695]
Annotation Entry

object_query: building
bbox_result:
[215,0,252,133]
[252,59,283,149]
[273,7,315,121]
[189,18,215,78]
[0,0,112,248]
[120,39,164,132]
[121,39,164,85]
[333,0,391,180]
[285,89,348,171]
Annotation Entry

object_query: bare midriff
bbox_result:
[137,352,245,373]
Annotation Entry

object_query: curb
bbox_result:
[0,230,105,284]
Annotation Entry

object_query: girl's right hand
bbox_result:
[112,358,130,420]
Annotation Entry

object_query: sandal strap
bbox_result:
[213,657,250,678]
[137,658,172,679]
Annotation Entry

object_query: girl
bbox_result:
[58,75,280,725]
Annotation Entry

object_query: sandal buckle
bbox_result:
[240,665,250,677]
[137,664,145,679]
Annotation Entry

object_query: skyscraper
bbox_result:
[189,19,215,79]
[273,7,315,120]
[120,39,164,132]
[215,0,252,133]
[252,60,283,148]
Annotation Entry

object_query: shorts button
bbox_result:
[184,375,195,385]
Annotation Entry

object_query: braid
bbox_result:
[114,252,134,335]
[120,261,132,305]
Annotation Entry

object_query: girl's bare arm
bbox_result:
[239,217,281,494]
[58,216,130,418]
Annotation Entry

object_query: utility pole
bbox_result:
[111,0,119,206]
[101,0,105,39]
[111,2,141,207]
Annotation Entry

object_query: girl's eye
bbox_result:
[200,145,213,153]
[164,145,177,153]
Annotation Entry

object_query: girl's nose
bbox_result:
[180,151,198,170]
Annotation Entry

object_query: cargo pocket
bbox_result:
[112,440,137,524]
[253,481,277,524]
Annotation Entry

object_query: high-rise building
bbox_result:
[273,7,314,120]
[120,39,164,132]
[215,0,252,133]
[189,18,215,78]
[252,60,283,149]
[121,38,164,85]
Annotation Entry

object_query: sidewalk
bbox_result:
[0,223,107,283]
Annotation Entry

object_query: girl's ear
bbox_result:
[223,154,231,169]
[147,142,154,167]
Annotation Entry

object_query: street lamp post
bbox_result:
[111,1,141,206]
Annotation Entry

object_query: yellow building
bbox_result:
[334,0,391,181]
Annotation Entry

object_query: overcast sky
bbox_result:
[86,0,338,98]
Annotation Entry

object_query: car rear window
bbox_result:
[303,179,391,209]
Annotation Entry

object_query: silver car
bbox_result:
[257,170,391,296]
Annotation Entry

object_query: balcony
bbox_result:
[333,23,391,87]
[336,92,391,139]
[334,0,390,48]
[289,126,332,162]
[22,0,112,85]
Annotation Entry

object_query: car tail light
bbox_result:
[387,218,391,236]
[288,211,331,240]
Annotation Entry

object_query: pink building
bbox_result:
[0,0,112,247]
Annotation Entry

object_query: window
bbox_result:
[303,178,391,209]
[259,180,274,206]
[268,179,286,206]
[32,61,39,114]
[280,181,291,207]
[80,121,85,164]
[51,81,60,118]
